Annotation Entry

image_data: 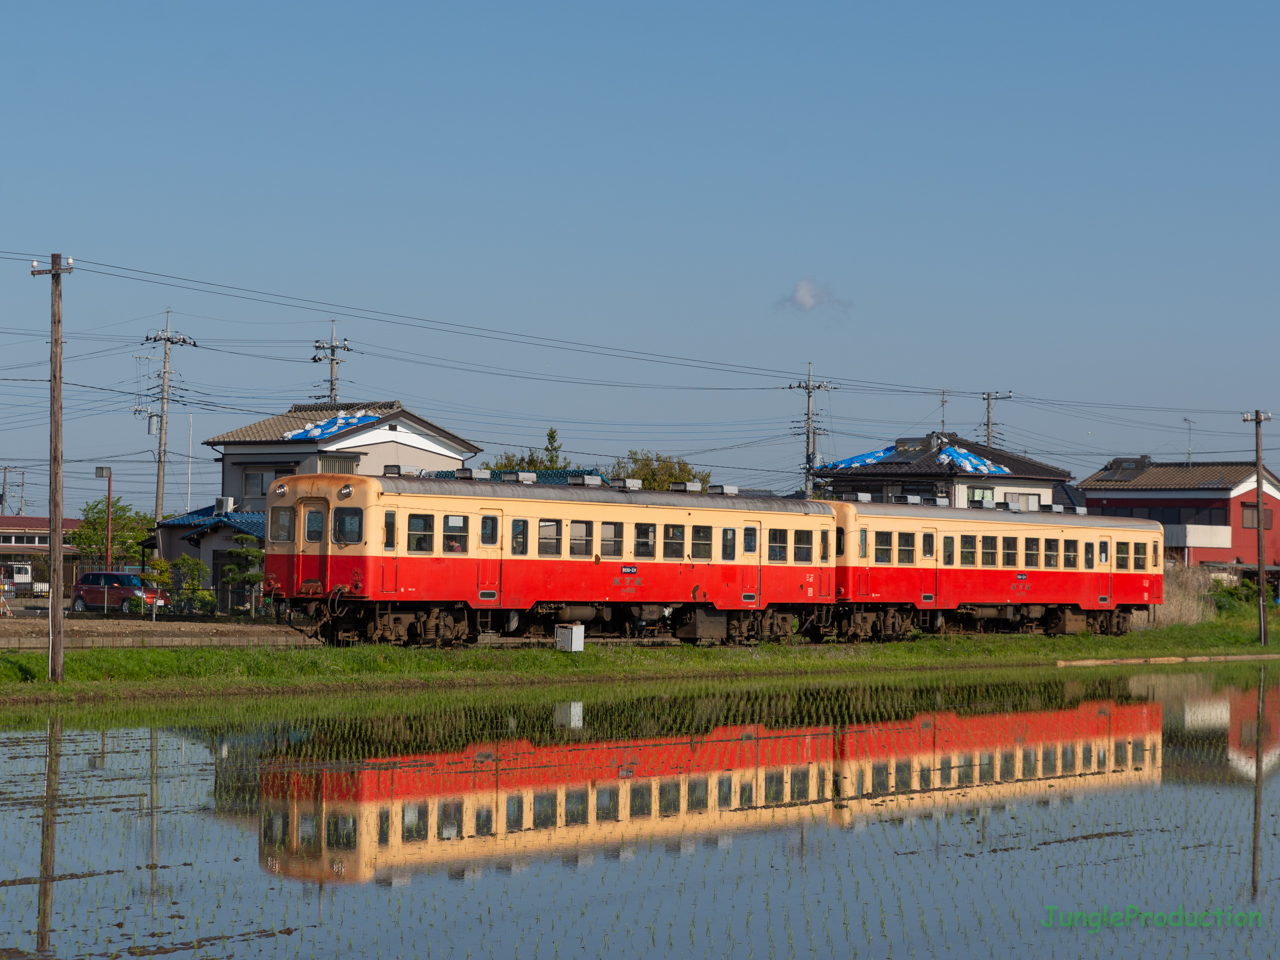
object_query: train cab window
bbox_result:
[601,522,624,558]
[305,510,324,543]
[960,535,976,566]
[663,524,685,559]
[1025,538,1039,568]
[743,527,757,554]
[821,529,830,563]
[332,507,363,546]
[768,529,788,562]
[443,515,469,553]
[1044,538,1059,568]
[692,525,712,559]
[1098,541,1108,565]
[481,515,499,546]
[1002,537,1017,567]
[569,520,593,557]
[721,528,736,561]
[1084,542,1095,570]
[874,532,891,564]
[1064,540,1078,568]
[407,514,434,552]
[511,519,528,555]
[794,530,813,563]
[269,507,295,542]
[943,536,955,565]
[1115,542,1129,570]
[835,527,845,557]
[635,524,656,558]
[538,520,562,556]
[921,533,934,559]
[897,532,914,565]
[383,511,396,550]
[981,536,997,566]
[1133,542,1147,571]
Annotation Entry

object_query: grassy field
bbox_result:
[0,608,1275,705]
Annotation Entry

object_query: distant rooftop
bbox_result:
[204,400,480,453]
[1078,457,1279,491]
[818,432,1071,481]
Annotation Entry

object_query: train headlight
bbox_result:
[275,484,287,496]
[338,484,353,499]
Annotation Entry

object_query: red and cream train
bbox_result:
[261,474,1164,644]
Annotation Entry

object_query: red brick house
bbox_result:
[1077,457,1279,570]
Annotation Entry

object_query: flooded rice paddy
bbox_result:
[2,667,1277,959]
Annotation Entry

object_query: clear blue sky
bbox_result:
[2,3,1277,514]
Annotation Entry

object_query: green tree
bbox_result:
[170,554,216,615]
[221,533,266,617]
[609,450,711,491]
[482,427,575,472]
[69,496,154,568]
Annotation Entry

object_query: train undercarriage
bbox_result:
[289,597,1142,647]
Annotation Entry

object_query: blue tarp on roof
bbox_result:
[281,413,381,441]
[822,446,895,471]
[179,512,266,542]
[937,446,1010,475]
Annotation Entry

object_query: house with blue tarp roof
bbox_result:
[815,432,1074,510]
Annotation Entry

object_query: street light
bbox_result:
[95,467,112,573]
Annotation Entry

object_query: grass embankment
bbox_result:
[0,609,1275,705]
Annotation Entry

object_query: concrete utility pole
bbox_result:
[1183,418,1195,465]
[982,391,1013,448]
[31,253,72,682]
[789,362,833,498]
[313,319,351,402]
[19,472,25,516]
[144,310,197,540]
[1,466,7,516]
[1244,410,1271,646]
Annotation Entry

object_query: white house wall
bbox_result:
[325,423,470,463]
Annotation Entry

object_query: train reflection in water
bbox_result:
[258,700,1161,885]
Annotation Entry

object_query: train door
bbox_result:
[818,526,833,597]
[296,500,329,594]
[381,509,398,594]
[741,521,761,606]
[856,526,870,597]
[1097,536,1112,606]
[920,527,938,606]
[477,512,502,606]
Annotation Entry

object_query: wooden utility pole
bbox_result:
[1244,410,1271,646]
[144,310,196,546]
[32,254,72,682]
[789,362,833,498]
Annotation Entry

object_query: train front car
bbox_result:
[828,501,1164,638]
[263,474,840,645]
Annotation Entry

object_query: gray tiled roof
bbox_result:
[203,400,480,453]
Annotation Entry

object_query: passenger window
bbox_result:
[630,783,652,818]
[1099,541,1109,565]
[305,510,323,543]
[922,533,934,559]
[663,524,685,559]
[408,515,434,552]
[1115,542,1129,570]
[794,530,813,563]
[384,511,396,550]
[721,528,736,561]
[269,507,295,543]
[332,507,363,545]
[635,524,656,558]
[601,522,623,558]
[874,532,891,564]
[1064,539,1078,568]
[569,520,593,557]
[481,515,499,547]
[981,536,997,566]
[820,529,829,563]
[1133,541,1147,571]
[691,526,712,560]
[1002,537,1017,567]
[743,527,757,554]
[768,529,787,562]
[1084,542,1095,570]
[1024,537,1039,568]
[960,535,976,566]
[835,527,845,557]
[511,519,528,555]
[942,536,954,565]
[539,520,562,556]
[859,528,867,559]
[443,515,468,553]
[1044,538,1059,568]
[897,532,914,564]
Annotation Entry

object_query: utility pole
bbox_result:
[144,310,197,542]
[19,472,26,516]
[789,362,834,498]
[31,253,73,682]
[982,391,1013,448]
[1183,418,1195,465]
[940,390,947,435]
[1244,410,1271,646]
[1,466,7,516]
[312,319,351,402]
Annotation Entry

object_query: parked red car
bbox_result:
[71,573,169,613]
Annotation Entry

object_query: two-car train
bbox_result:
[262,474,1163,645]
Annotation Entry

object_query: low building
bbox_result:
[1077,457,1280,570]
[815,432,1074,510]
[0,516,81,592]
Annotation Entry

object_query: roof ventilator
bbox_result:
[610,478,642,491]
[383,465,401,477]
[707,485,738,496]
[568,474,604,487]
[501,472,537,484]
[670,482,702,493]
[456,468,490,481]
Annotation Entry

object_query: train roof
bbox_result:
[375,476,836,515]
[850,500,1165,531]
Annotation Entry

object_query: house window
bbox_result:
[794,530,813,563]
[692,526,712,560]
[897,532,914,565]
[635,524,656,558]
[722,528,736,561]
[969,487,994,504]
[408,515,434,552]
[874,532,892,564]
[960,535,976,566]
[569,520,593,557]
[981,536,997,566]
[319,457,356,474]
[1243,503,1274,530]
[538,520,562,556]
[601,522,623,558]
[768,529,788,563]
[664,524,686,560]
[511,519,527,555]
[243,472,270,498]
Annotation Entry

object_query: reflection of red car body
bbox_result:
[71,572,169,613]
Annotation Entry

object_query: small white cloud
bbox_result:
[779,277,847,313]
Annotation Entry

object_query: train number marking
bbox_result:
[621,565,637,574]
